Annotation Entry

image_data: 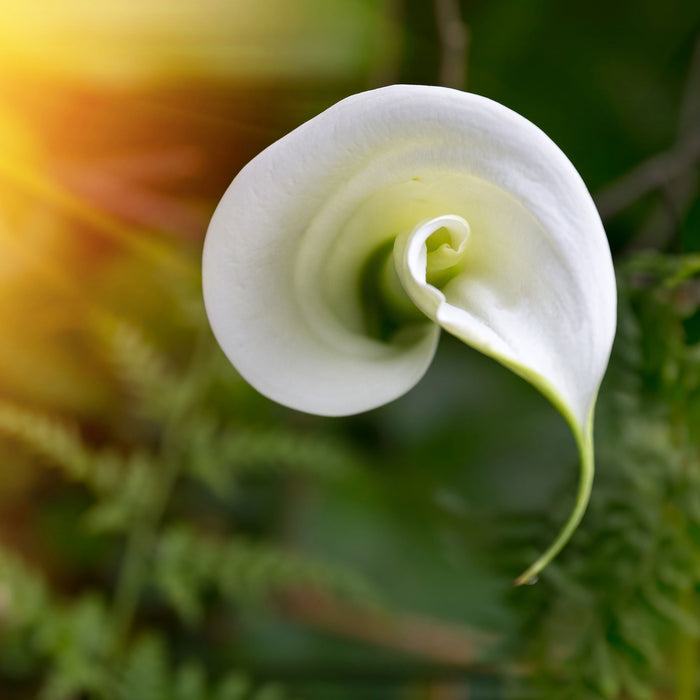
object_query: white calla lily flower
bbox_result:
[203,85,616,584]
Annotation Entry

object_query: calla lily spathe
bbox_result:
[203,85,616,584]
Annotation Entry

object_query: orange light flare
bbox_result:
[0,0,382,414]
[0,79,212,245]
[0,79,213,415]
[0,0,384,268]
[0,0,381,243]
[53,146,208,239]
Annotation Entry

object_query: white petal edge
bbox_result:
[204,85,615,424]
[203,85,617,581]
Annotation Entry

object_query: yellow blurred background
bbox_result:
[0,0,393,415]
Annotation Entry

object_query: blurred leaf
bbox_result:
[119,634,170,700]
[153,525,379,625]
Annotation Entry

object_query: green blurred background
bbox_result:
[1,1,700,698]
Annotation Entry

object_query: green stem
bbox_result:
[513,430,594,586]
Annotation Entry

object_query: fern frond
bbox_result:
[186,422,363,494]
[39,595,117,700]
[213,673,251,700]
[0,546,49,628]
[0,400,93,481]
[97,317,177,421]
[517,257,700,699]
[84,450,161,532]
[0,400,161,509]
[153,525,378,624]
[118,634,170,700]
[118,635,288,700]
[172,663,208,700]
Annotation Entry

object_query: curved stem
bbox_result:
[513,430,594,586]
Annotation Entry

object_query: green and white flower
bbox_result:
[203,85,617,584]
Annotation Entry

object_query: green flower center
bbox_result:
[360,225,468,342]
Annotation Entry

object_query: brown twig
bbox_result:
[593,129,700,223]
[626,35,700,250]
[679,36,700,139]
[595,34,700,233]
[433,0,470,90]
[280,589,497,666]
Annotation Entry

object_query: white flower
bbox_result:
[203,85,617,584]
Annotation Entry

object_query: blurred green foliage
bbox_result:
[0,282,378,699]
[1,1,700,699]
